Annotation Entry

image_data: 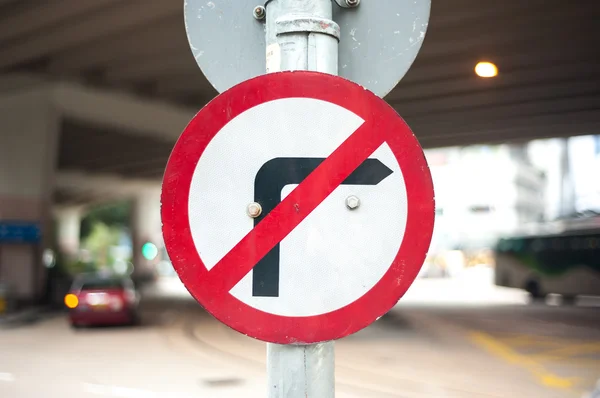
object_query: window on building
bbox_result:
[469,205,493,213]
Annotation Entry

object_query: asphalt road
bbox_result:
[1,273,598,398]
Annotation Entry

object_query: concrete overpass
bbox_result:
[0,0,598,303]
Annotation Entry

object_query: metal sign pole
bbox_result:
[261,0,342,396]
[267,342,334,397]
[176,1,433,397]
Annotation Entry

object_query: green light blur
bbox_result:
[141,242,158,261]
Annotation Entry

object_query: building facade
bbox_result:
[424,144,547,263]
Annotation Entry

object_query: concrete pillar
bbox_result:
[559,137,576,218]
[54,206,83,260]
[130,186,162,281]
[0,87,60,304]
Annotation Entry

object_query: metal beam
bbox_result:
[55,171,160,198]
[0,0,179,70]
[154,73,217,97]
[0,73,48,93]
[410,108,600,137]
[104,51,197,83]
[403,37,597,85]
[431,0,567,30]
[52,80,194,141]
[417,118,600,149]
[391,83,600,118]
[418,5,593,62]
[390,62,600,103]
[59,137,171,177]
[53,189,111,208]
[59,147,170,175]
[47,16,184,73]
[0,0,121,44]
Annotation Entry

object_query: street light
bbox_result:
[475,61,498,78]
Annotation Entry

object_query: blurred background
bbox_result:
[0,1,598,397]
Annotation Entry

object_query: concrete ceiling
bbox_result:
[0,0,598,205]
[58,119,174,180]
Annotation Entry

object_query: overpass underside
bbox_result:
[0,0,599,303]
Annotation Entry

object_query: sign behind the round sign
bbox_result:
[184,0,431,98]
[161,71,435,344]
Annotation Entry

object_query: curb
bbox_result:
[0,307,59,329]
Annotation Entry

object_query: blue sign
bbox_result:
[0,221,41,243]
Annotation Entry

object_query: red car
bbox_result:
[65,273,140,328]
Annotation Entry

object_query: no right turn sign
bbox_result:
[161,71,435,344]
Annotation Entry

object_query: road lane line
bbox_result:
[498,334,564,349]
[530,356,600,368]
[532,342,600,359]
[469,331,581,391]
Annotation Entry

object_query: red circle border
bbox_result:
[161,71,435,344]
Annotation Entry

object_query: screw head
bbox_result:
[345,195,360,210]
[345,0,360,7]
[247,202,263,218]
[253,5,266,20]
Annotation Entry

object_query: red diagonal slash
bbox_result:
[207,120,387,292]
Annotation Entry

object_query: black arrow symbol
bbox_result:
[252,157,393,297]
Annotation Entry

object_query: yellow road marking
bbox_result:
[529,356,600,368]
[469,331,581,391]
[497,334,563,348]
[532,342,600,359]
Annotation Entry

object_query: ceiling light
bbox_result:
[475,61,498,78]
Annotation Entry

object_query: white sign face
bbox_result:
[188,98,408,316]
[161,72,435,344]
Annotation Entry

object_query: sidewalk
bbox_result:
[0,306,58,329]
[584,379,600,398]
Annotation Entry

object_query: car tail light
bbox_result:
[85,292,108,305]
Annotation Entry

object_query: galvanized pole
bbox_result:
[267,342,335,397]
[261,0,341,396]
